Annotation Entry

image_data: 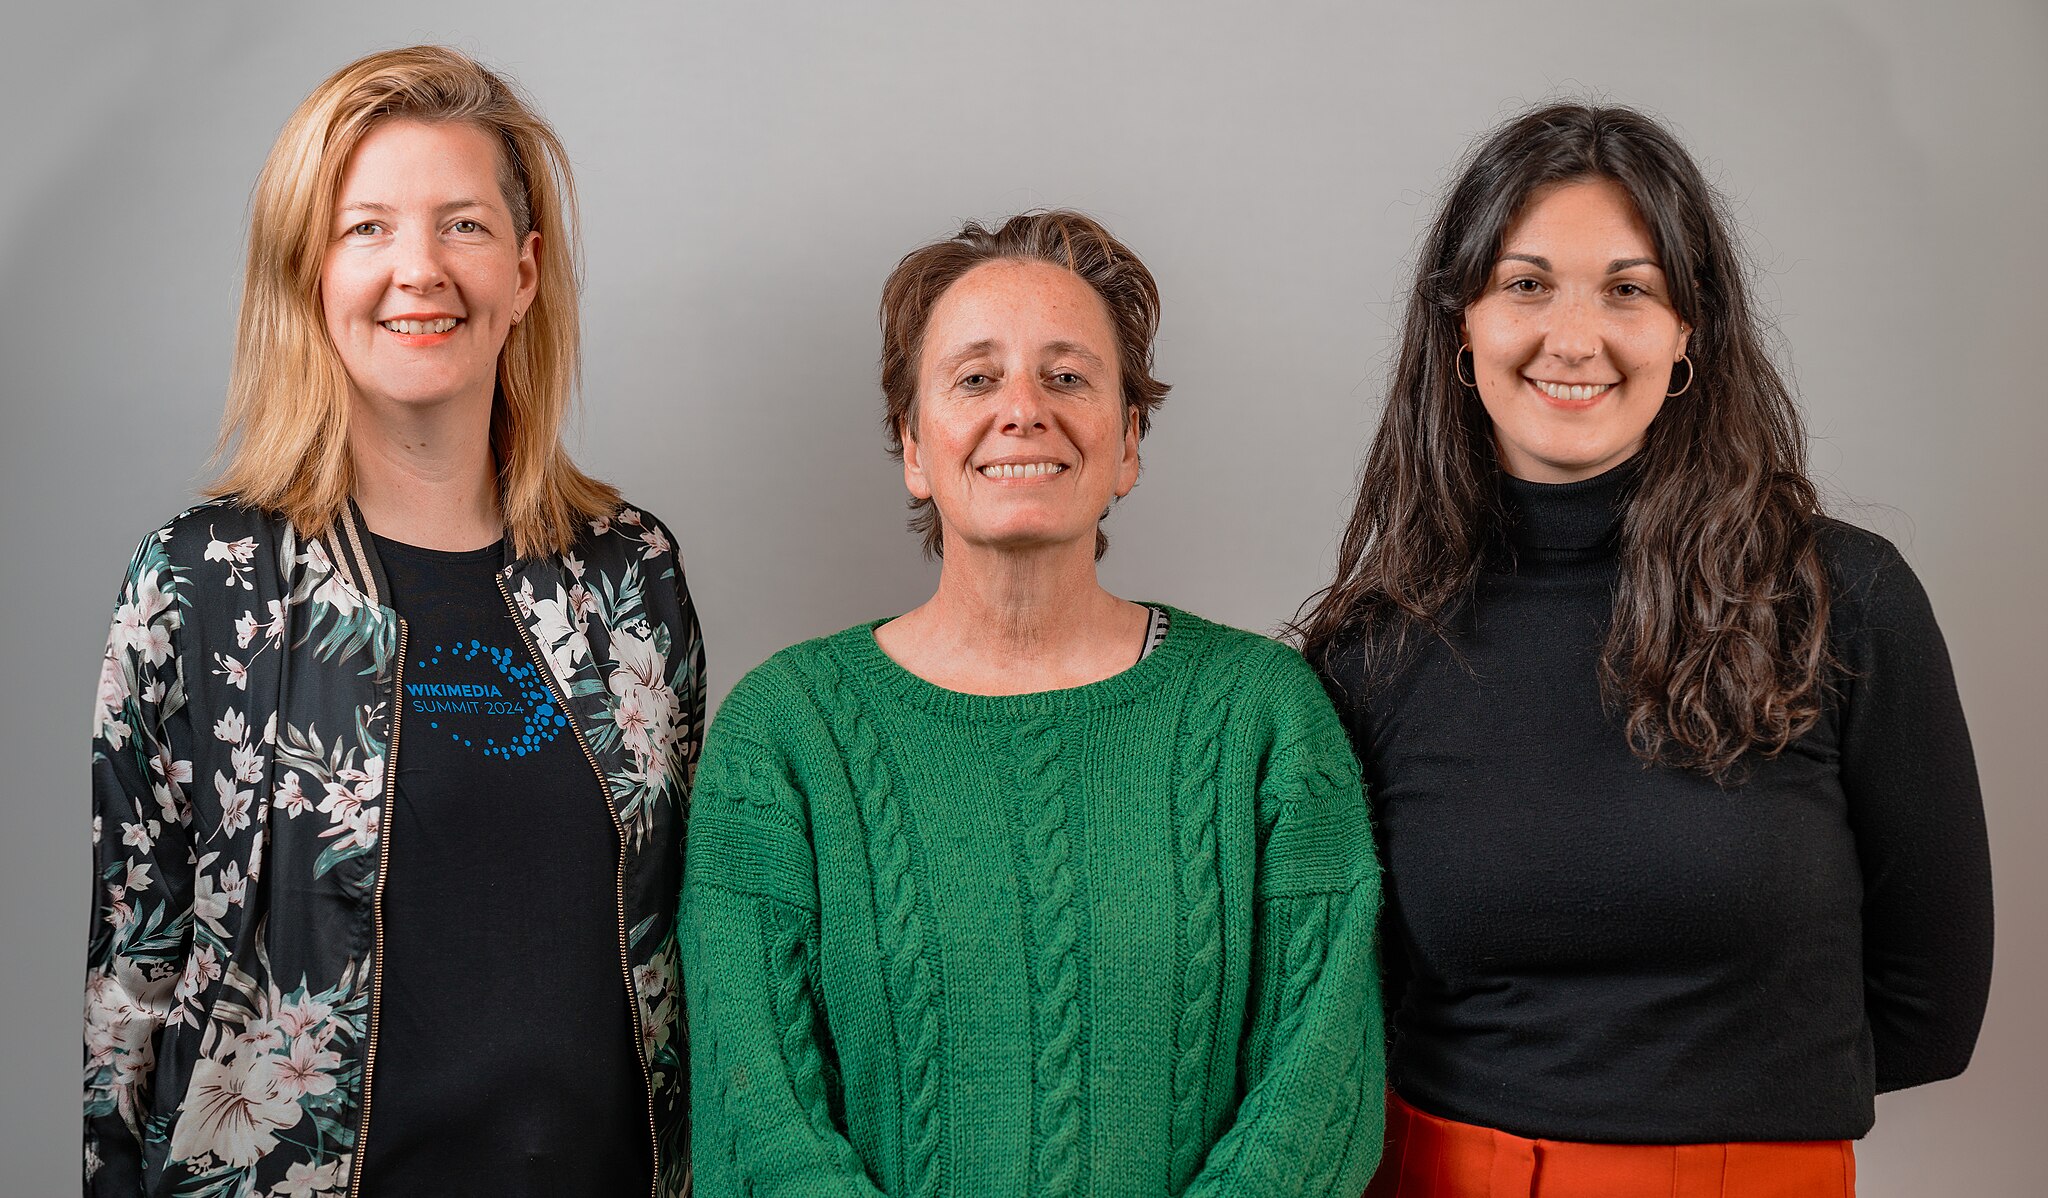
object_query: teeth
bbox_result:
[1535,380,1613,401]
[380,317,459,335]
[979,462,1066,480]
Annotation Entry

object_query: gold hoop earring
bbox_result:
[1666,354,1694,398]
[1455,343,1477,389]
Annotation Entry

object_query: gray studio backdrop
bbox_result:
[4,1,2041,1193]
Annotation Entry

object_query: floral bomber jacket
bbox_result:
[86,497,704,1198]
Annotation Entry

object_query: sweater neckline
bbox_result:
[832,603,1200,720]
[1499,458,1636,554]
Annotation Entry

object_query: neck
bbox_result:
[349,391,502,551]
[877,536,1147,695]
[1498,457,1635,555]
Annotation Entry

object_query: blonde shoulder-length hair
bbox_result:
[209,44,618,559]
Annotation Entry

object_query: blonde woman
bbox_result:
[84,47,702,1197]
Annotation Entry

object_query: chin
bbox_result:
[363,382,484,410]
[957,521,1093,554]
[1530,450,1632,481]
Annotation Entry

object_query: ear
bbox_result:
[515,230,541,320]
[901,419,933,501]
[1675,321,1692,361]
[1114,405,1141,498]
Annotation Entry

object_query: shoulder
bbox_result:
[707,625,878,746]
[108,499,294,611]
[1157,611,1366,849]
[1168,606,1320,685]
[569,496,687,577]
[141,499,286,568]
[1812,516,1939,638]
[1815,517,1911,598]
[1163,606,1340,737]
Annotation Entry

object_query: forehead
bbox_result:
[335,118,509,206]
[1500,177,1657,263]
[922,259,1117,359]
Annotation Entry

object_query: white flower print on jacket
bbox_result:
[86,500,703,1197]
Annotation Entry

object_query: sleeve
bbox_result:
[1183,659,1386,1197]
[1833,539,1994,1091]
[681,697,886,1198]
[1315,641,1411,1050]
[660,518,707,796]
[85,536,196,1193]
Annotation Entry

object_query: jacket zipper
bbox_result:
[347,617,406,1198]
[496,571,661,1197]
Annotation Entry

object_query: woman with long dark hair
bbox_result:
[1298,103,1992,1196]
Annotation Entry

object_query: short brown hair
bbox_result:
[878,210,1170,558]
[209,45,618,560]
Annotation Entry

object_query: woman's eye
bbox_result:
[348,221,384,237]
[960,374,991,389]
[1613,282,1644,297]
[451,219,483,234]
[1507,277,1544,295]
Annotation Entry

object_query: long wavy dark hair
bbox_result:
[1295,103,1832,781]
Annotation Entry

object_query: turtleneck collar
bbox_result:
[1498,457,1637,554]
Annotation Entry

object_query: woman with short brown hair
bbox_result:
[682,210,1385,1197]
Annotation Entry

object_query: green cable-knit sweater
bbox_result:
[681,608,1384,1197]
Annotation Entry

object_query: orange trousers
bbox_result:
[1364,1090,1855,1198]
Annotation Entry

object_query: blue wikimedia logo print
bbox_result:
[407,640,569,759]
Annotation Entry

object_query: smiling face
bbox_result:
[1462,177,1691,482]
[320,119,539,418]
[902,258,1140,557]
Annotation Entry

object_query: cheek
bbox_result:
[460,248,522,303]
[318,263,374,334]
[916,416,980,476]
[1465,311,1532,372]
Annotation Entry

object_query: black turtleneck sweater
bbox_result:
[1319,464,1993,1143]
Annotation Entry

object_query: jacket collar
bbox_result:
[324,499,542,610]
[322,498,395,610]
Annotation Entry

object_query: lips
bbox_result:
[1530,378,1615,402]
[377,315,462,346]
[379,317,460,335]
[977,462,1067,480]
[1525,377,1618,408]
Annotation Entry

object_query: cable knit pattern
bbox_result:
[1013,714,1087,1196]
[1168,673,1232,1193]
[1194,894,1335,1186]
[767,900,850,1157]
[707,747,806,833]
[823,655,946,1198]
[685,910,753,1196]
[681,608,1385,1197]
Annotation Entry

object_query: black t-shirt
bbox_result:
[1318,463,1992,1143]
[357,535,649,1196]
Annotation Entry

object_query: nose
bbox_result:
[1000,376,1049,434]
[1542,292,1602,364]
[392,228,448,293]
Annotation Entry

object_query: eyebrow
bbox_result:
[336,198,497,217]
[1043,341,1106,369]
[1498,252,1664,274]
[933,340,999,376]
[932,340,1108,375]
